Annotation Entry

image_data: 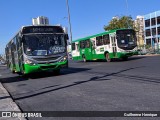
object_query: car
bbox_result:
[0,60,6,65]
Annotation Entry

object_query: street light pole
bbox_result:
[66,0,73,43]
[125,0,129,28]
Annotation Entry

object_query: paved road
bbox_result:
[0,55,160,120]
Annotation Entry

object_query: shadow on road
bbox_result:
[112,56,146,62]
[27,67,91,79]
[3,65,159,101]
[0,67,90,83]
[74,56,146,63]
[0,96,10,100]
[0,76,29,83]
[114,74,160,83]
[12,66,143,101]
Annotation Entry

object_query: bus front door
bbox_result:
[80,40,92,61]
[85,40,92,60]
[110,34,117,58]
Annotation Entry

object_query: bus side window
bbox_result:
[96,37,99,46]
[76,44,79,51]
[92,40,96,49]
[72,43,76,50]
[80,41,85,49]
[16,36,19,50]
[103,35,110,45]
[96,36,103,46]
[85,40,90,48]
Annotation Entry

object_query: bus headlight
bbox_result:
[118,49,124,52]
[24,59,33,64]
[63,56,67,60]
[24,59,36,65]
[59,56,67,62]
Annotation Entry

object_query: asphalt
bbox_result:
[0,54,160,120]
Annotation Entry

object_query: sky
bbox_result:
[0,0,160,54]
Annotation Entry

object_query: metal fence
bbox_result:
[137,44,160,55]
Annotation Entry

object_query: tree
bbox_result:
[104,16,135,31]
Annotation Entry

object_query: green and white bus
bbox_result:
[72,28,138,62]
[5,25,68,75]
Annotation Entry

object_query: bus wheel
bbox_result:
[105,53,111,62]
[12,69,16,74]
[82,55,87,62]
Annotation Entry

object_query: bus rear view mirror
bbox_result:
[65,34,69,40]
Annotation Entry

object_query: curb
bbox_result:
[0,83,26,120]
[137,54,160,57]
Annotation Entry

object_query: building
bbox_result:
[32,16,49,25]
[134,15,144,47]
[144,10,160,49]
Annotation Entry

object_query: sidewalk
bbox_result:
[0,82,26,120]
[137,53,160,57]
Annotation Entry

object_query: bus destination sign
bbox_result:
[22,26,64,34]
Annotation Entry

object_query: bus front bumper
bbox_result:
[23,60,68,74]
[117,52,134,58]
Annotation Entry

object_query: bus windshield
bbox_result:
[116,29,137,50]
[23,34,66,56]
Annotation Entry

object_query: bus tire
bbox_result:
[12,69,16,74]
[82,55,87,62]
[105,53,111,62]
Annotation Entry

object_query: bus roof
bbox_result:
[6,25,64,47]
[72,28,132,43]
[21,25,63,28]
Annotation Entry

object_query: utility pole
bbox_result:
[66,0,73,43]
[125,0,129,16]
[125,0,130,28]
